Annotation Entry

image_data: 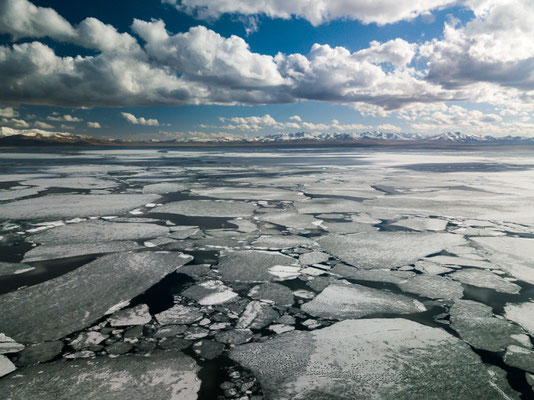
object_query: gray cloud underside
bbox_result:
[0,0,533,113]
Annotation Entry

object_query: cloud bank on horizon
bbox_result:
[0,0,533,139]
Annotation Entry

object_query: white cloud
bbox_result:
[209,114,372,133]
[421,0,534,90]
[47,114,82,122]
[164,0,458,26]
[131,21,286,89]
[121,112,160,126]
[0,126,76,138]
[34,121,53,129]
[0,0,76,41]
[9,118,29,128]
[87,121,101,128]
[377,123,402,132]
[0,107,18,117]
[0,0,533,132]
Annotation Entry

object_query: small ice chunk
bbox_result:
[0,333,24,355]
[182,280,238,306]
[505,302,534,336]
[299,252,329,265]
[504,345,534,373]
[237,301,278,330]
[155,304,203,325]
[70,331,108,351]
[268,265,302,280]
[0,355,16,378]
[391,217,448,232]
[268,324,295,334]
[109,304,152,327]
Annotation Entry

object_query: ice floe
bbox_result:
[192,187,305,201]
[23,241,142,262]
[0,262,35,277]
[504,346,534,373]
[390,216,448,231]
[248,282,294,308]
[397,274,464,300]
[505,302,534,336]
[318,232,466,269]
[252,235,316,250]
[230,318,518,399]
[29,220,170,245]
[472,236,534,284]
[182,280,238,306]
[0,252,192,343]
[150,200,256,217]
[109,304,152,327]
[301,282,426,319]
[0,334,24,355]
[155,305,203,325]
[295,199,364,214]
[449,269,521,294]
[449,300,523,352]
[0,194,160,220]
[218,250,298,282]
[0,351,200,399]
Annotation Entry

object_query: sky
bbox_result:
[0,0,534,140]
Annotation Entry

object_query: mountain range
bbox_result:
[1,128,533,147]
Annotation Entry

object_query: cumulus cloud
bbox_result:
[163,0,458,26]
[87,121,101,128]
[209,114,371,133]
[0,126,76,138]
[0,0,76,41]
[131,21,286,89]
[421,0,534,90]
[34,121,53,129]
[7,118,29,128]
[0,0,533,127]
[0,107,18,117]
[47,114,82,122]
[121,112,160,126]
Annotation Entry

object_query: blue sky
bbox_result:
[0,0,533,139]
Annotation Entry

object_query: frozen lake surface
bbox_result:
[1,146,534,399]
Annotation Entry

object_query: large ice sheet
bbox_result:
[23,241,142,262]
[318,232,466,269]
[256,211,320,230]
[0,351,200,400]
[301,283,426,319]
[150,200,256,217]
[23,177,118,189]
[449,269,521,294]
[192,187,306,201]
[0,252,192,343]
[295,199,364,214]
[472,236,534,284]
[0,194,159,220]
[29,221,169,245]
[449,300,522,352]
[505,302,534,336]
[230,318,518,399]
